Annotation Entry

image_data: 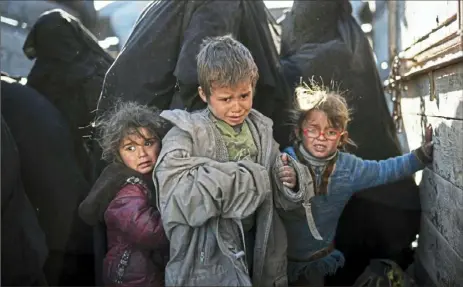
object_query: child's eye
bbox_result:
[145,140,154,146]
[125,145,136,151]
[327,130,338,136]
[222,98,231,102]
[240,94,249,99]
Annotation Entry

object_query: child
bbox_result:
[78,102,170,287]
[153,35,300,287]
[274,84,433,286]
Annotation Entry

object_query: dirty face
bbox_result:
[199,81,253,126]
[300,110,345,158]
[118,127,160,174]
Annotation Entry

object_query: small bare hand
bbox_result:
[423,124,433,157]
[425,124,433,144]
[279,153,297,189]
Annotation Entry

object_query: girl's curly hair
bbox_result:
[95,101,171,162]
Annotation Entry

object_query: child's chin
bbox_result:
[228,121,245,126]
[138,166,154,175]
[225,117,246,126]
[310,149,330,158]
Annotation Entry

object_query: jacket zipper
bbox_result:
[114,248,131,284]
[200,251,205,263]
[200,232,207,264]
[237,219,248,274]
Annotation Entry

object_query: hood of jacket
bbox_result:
[78,162,153,226]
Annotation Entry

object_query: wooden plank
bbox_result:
[416,215,463,287]
[401,114,463,189]
[401,63,463,120]
[401,1,459,50]
[401,17,460,67]
[420,168,463,258]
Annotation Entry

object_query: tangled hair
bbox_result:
[289,81,356,149]
[197,34,259,98]
[95,101,171,162]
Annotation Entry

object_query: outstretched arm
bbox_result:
[350,124,433,192]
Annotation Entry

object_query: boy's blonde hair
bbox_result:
[290,82,356,148]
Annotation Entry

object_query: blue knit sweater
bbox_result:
[281,146,424,282]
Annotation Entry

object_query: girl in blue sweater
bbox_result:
[276,84,433,286]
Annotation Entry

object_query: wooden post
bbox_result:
[459,0,463,50]
[387,0,398,62]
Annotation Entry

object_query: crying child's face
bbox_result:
[300,110,344,158]
[118,127,160,174]
[199,81,253,127]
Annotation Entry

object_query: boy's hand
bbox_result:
[279,153,297,189]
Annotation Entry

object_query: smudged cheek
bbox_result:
[121,155,139,171]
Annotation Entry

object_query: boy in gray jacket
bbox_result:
[153,35,308,286]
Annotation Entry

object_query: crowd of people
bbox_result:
[81,35,432,286]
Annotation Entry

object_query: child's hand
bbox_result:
[279,153,297,189]
[423,124,433,157]
[414,124,433,163]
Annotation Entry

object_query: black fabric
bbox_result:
[1,78,94,286]
[98,1,203,112]
[98,0,292,147]
[23,9,114,181]
[330,196,420,286]
[1,118,49,286]
[93,222,108,287]
[53,0,97,32]
[280,1,421,285]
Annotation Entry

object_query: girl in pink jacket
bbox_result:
[79,102,171,287]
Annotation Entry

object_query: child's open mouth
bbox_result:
[138,161,152,168]
[313,144,327,152]
[228,116,243,123]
